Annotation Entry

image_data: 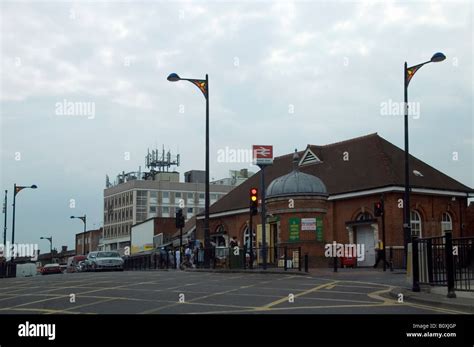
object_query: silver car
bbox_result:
[86,251,124,271]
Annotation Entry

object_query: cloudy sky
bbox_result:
[1,0,472,251]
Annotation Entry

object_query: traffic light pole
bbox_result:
[249,211,253,269]
[259,165,267,270]
[381,195,387,272]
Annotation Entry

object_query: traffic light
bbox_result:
[175,208,185,228]
[374,201,384,217]
[250,188,258,215]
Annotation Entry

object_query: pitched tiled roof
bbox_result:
[203,133,473,215]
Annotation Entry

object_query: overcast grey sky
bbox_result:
[1,0,472,252]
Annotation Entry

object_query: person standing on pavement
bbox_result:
[175,248,181,269]
[373,239,389,268]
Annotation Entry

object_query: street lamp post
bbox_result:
[71,215,87,255]
[403,52,445,292]
[11,184,37,260]
[3,190,7,249]
[167,72,210,267]
[40,236,53,264]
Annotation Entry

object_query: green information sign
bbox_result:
[316,216,323,242]
[289,217,300,242]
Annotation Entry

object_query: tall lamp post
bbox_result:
[403,52,445,292]
[71,215,87,255]
[40,236,53,264]
[11,184,37,260]
[3,190,7,249]
[167,72,210,267]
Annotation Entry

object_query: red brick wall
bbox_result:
[466,202,474,237]
[196,192,468,267]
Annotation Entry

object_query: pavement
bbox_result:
[0,268,472,314]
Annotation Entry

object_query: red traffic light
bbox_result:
[374,201,384,217]
[250,188,258,215]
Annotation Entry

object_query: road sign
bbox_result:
[253,145,273,165]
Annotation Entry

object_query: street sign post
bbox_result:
[252,145,273,166]
[252,145,273,270]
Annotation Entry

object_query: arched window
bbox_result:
[211,225,227,247]
[411,210,422,237]
[441,212,452,234]
[356,212,372,221]
[243,225,256,249]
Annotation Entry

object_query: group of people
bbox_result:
[156,243,205,270]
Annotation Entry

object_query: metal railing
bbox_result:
[452,236,474,291]
[417,232,473,293]
[123,246,308,272]
[0,261,17,278]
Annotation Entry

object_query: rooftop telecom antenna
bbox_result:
[145,146,180,172]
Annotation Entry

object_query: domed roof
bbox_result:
[266,150,327,198]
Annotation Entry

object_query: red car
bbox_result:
[41,263,63,275]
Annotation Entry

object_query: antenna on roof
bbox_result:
[145,145,180,172]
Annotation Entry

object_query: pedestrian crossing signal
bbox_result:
[374,201,384,217]
[250,188,258,215]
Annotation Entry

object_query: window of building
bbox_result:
[150,191,158,205]
[162,191,170,204]
[187,193,194,205]
[175,192,182,206]
[243,225,256,249]
[411,210,422,238]
[136,190,147,222]
[441,212,452,234]
[149,206,157,218]
[356,212,372,221]
[198,193,205,205]
[211,194,217,203]
[162,206,170,217]
[187,207,194,218]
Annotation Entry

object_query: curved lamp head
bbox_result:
[431,52,446,63]
[70,216,75,219]
[31,185,37,189]
[167,73,181,82]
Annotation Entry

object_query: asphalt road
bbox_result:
[0,270,470,314]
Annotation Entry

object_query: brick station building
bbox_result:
[196,133,473,267]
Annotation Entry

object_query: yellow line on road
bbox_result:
[45,298,118,314]
[366,285,469,315]
[140,280,269,314]
[257,281,339,310]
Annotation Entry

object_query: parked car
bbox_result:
[85,251,124,271]
[67,255,87,273]
[41,263,63,275]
